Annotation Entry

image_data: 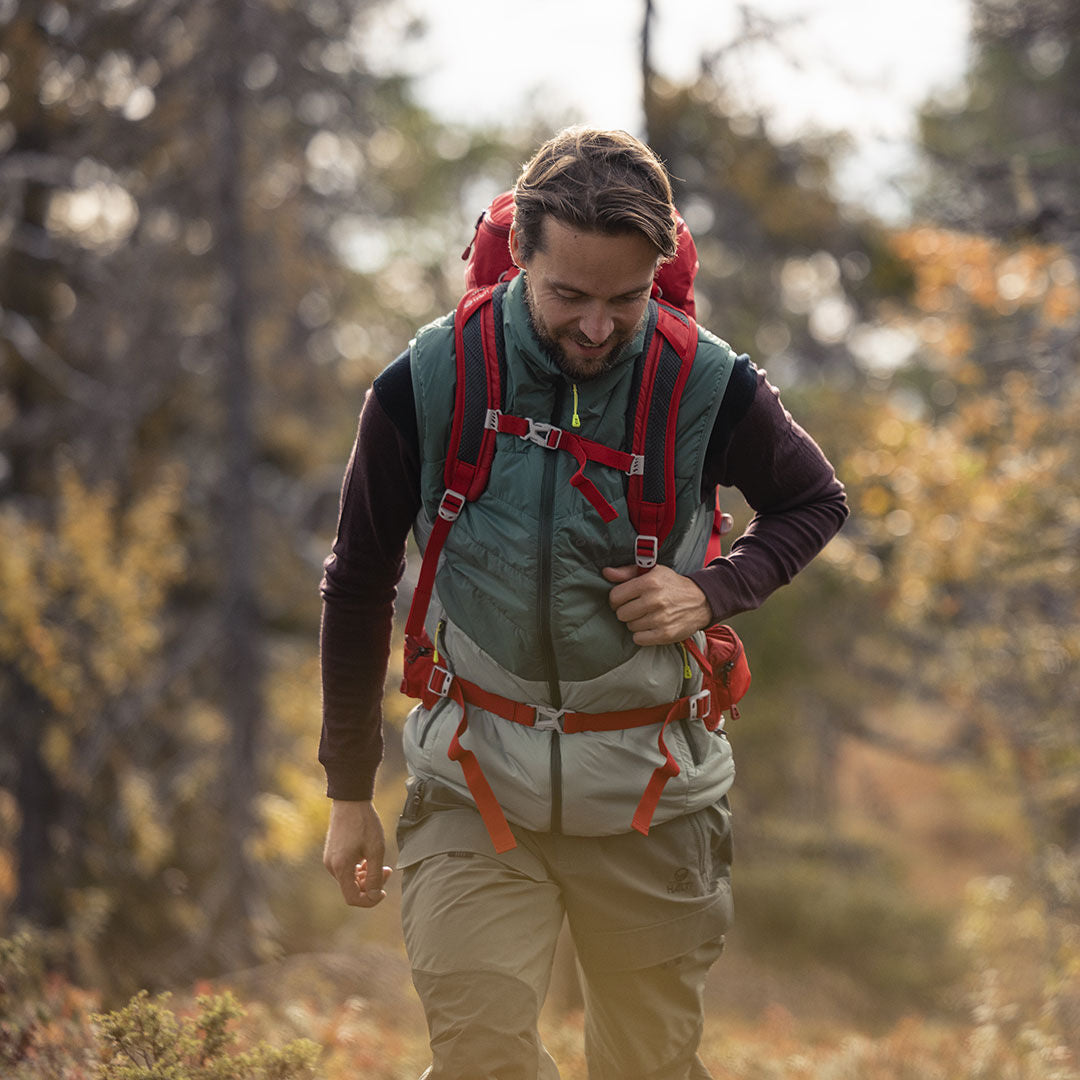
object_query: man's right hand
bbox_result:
[322,799,393,908]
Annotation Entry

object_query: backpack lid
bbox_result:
[462,191,698,318]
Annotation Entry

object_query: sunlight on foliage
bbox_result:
[0,458,187,716]
[94,991,319,1080]
[253,648,329,866]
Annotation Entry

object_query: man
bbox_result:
[320,127,848,1078]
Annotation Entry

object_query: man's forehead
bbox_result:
[535,213,655,253]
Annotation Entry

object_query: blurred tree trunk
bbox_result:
[641,0,658,146]
[1,19,68,930]
[208,0,267,968]
[11,676,61,926]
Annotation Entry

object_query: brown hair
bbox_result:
[512,127,678,264]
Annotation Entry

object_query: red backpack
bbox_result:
[461,190,701,318]
[400,192,750,853]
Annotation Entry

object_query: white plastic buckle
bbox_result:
[438,489,466,522]
[635,534,659,569]
[427,664,453,698]
[628,454,645,476]
[532,705,565,732]
[485,408,501,430]
[524,419,562,450]
[689,690,711,722]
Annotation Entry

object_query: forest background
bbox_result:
[0,0,1077,1077]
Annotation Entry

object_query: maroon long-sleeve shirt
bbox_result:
[319,352,848,801]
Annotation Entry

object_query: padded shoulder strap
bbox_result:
[627,301,699,561]
[447,281,507,500]
[403,283,506,645]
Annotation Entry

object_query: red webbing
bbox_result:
[630,701,683,836]
[404,510,454,642]
[453,674,677,733]
[444,680,518,853]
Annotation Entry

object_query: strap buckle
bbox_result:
[524,419,563,450]
[485,408,500,430]
[532,704,565,732]
[635,534,658,569]
[689,689,711,722]
[438,489,466,521]
[427,663,453,698]
[628,454,645,476]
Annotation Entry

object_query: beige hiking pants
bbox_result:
[397,779,733,1079]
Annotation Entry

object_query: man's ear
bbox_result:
[508,224,524,269]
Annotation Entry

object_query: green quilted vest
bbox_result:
[411,274,736,702]
[404,274,740,837]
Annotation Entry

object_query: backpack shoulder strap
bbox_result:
[403,282,507,644]
[446,281,507,499]
[627,300,699,568]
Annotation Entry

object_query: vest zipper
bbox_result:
[537,383,564,708]
[539,383,565,833]
[417,696,450,748]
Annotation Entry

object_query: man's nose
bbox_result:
[579,304,614,345]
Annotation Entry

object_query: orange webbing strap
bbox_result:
[631,700,684,836]
[452,673,679,733]
[442,679,518,853]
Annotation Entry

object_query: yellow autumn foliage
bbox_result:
[0,458,188,715]
[891,227,1080,326]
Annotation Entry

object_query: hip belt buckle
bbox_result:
[427,663,453,699]
[689,689,711,721]
[533,705,565,732]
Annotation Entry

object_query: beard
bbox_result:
[522,275,645,382]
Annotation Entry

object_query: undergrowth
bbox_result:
[1,867,1077,1079]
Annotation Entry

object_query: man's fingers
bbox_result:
[351,858,393,907]
[612,595,651,626]
[354,859,394,893]
[603,565,650,614]
[601,564,639,586]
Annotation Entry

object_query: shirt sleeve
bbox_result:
[687,362,849,621]
[318,375,420,801]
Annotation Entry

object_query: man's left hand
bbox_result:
[602,564,713,646]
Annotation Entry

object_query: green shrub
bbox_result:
[93,990,320,1080]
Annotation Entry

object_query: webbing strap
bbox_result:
[452,672,682,733]
[443,680,518,854]
[403,498,457,642]
[491,412,643,523]
[631,701,683,836]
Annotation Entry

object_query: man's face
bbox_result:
[511,216,658,381]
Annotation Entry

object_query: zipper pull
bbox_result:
[680,642,693,680]
[571,383,581,428]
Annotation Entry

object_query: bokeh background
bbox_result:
[1,1,1078,1076]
